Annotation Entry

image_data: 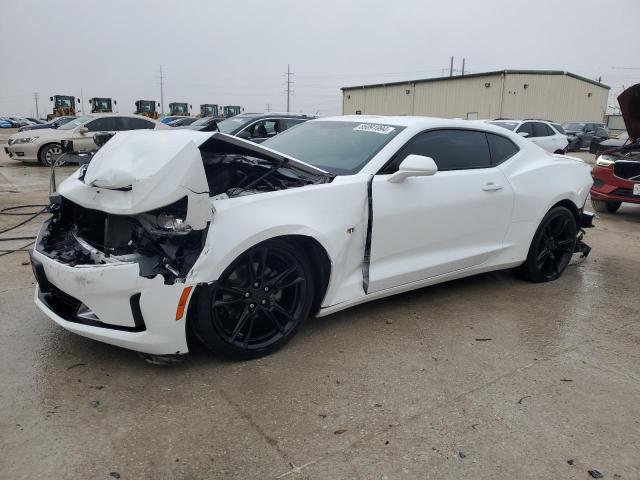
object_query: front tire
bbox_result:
[591,199,621,213]
[193,238,315,359]
[38,143,65,166]
[517,206,577,282]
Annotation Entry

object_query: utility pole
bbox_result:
[80,88,85,114]
[450,56,454,77]
[285,64,294,113]
[461,58,465,76]
[158,65,166,115]
[33,92,39,119]
[266,103,271,112]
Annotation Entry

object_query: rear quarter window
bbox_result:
[486,133,519,165]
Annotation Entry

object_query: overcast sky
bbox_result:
[1,0,638,118]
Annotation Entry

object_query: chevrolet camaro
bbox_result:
[30,116,594,361]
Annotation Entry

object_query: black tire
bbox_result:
[517,206,577,282]
[591,199,621,213]
[38,143,65,166]
[192,238,315,359]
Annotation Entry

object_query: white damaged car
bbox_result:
[31,116,594,360]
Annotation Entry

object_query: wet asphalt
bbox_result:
[1,130,639,479]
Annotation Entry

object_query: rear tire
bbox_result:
[591,199,621,213]
[517,206,577,283]
[192,238,315,359]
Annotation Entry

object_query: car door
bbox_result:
[368,129,515,293]
[72,117,115,152]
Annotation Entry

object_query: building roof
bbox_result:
[341,69,610,91]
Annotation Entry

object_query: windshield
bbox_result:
[263,120,405,175]
[58,115,92,130]
[192,117,214,126]
[617,132,629,140]
[488,121,518,131]
[563,122,585,131]
[217,116,255,134]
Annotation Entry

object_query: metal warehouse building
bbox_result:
[341,70,609,123]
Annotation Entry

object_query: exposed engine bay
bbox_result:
[36,132,331,285]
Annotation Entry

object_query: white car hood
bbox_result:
[9,128,61,140]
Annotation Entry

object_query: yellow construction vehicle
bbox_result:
[200,104,219,117]
[47,95,79,120]
[169,102,191,116]
[134,100,160,119]
[223,105,242,117]
[89,97,116,113]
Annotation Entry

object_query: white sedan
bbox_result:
[5,113,167,166]
[31,116,593,361]
[487,119,569,154]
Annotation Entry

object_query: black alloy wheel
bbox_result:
[518,206,578,282]
[194,238,314,359]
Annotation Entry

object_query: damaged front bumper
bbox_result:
[30,197,208,355]
[32,248,192,355]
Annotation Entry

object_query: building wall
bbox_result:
[342,73,608,123]
[500,74,608,123]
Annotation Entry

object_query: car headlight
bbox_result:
[596,155,615,167]
[12,136,39,144]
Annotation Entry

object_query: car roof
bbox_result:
[231,112,318,119]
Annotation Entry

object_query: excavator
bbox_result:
[89,97,116,113]
[134,100,160,119]
[200,104,219,117]
[169,102,191,116]
[223,105,242,117]
[47,95,79,120]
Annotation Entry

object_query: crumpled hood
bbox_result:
[618,83,640,142]
[9,128,59,140]
[83,129,210,189]
[59,130,215,229]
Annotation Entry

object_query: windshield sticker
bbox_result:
[353,124,395,134]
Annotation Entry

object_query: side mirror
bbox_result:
[518,131,529,138]
[236,130,251,140]
[387,154,438,183]
[78,126,89,135]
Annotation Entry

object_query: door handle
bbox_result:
[482,182,503,192]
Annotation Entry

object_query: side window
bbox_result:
[249,119,279,138]
[551,123,565,134]
[532,122,552,137]
[516,122,534,137]
[85,117,114,132]
[282,118,305,130]
[486,133,519,165]
[390,129,491,172]
[123,117,155,130]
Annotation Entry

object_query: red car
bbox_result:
[590,84,640,213]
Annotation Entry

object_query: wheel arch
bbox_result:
[186,233,333,334]
[548,198,581,228]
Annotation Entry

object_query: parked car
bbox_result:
[25,117,47,124]
[5,113,168,166]
[487,119,568,153]
[167,117,198,127]
[8,117,33,127]
[589,131,629,155]
[562,121,608,151]
[30,116,593,360]
[178,116,222,132]
[213,112,317,143]
[18,116,77,132]
[0,118,14,128]
[590,84,640,213]
[160,115,189,125]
